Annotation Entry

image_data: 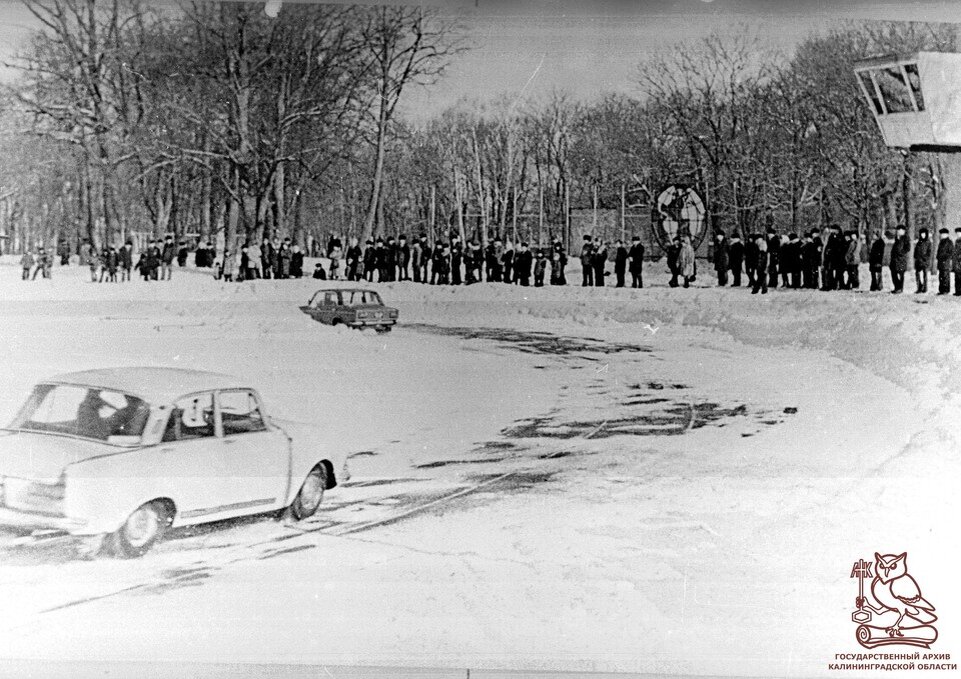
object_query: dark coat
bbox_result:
[777,240,796,274]
[161,242,176,264]
[936,238,953,272]
[628,243,645,272]
[614,246,628,273]
[869,238,885,271]
[515,250,534,277]
[802,240,823,269]
[713,239,730,272]
[766,235,780,272]
[666,243,680,273]
[914,238,932,271]
[890,236,910,273]
[954,239,961,274]
[120,246,133,269]
[399,243,411,267]
[728,240,744,270]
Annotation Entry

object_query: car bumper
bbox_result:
[0,507,86,533]
[349,319,397,327]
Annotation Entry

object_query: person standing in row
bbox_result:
[20,250,34,280]
[628,236,644,288]
[411,238,422,283]
[784,233,802,289]
[513,243,533,286]
[936,228,953,295]
[728,234,743,287]
[398,235,411,281]
[121,241,133,282]
[766,227,780,289]
[534,250,547,287]
[803,230,822,289]
[869,231,886,292]
[580,235,594,287]
[614,240,628,288]
[914,227,932,294]
[420,237,432,283]
[161,236,175,280]
[714,231,729,287]
[751,234,768,295]
[889,226,910,294]
[844,230,861,290]
[954,228,961,297]
[678,235,696,288]
[592,240,608,287]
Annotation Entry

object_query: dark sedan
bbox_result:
[300,288,398,333]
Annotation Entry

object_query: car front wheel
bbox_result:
[105,500,172,558]
[289,465,327,521]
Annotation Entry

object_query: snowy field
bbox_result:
[0,259,958,677]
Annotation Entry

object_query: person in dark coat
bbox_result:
[434,244,450,285]
[420,237,432,284]
[177,241,188,267]
[362,240,377,282]
[614,240,628,288]
[514,243,533,286]
[914,227,932,293]
[580,235,594,287]
[501,243,514,284]
[449,237,462,285]
[120,241,133,282]
[728,234,744,287]
[160,236,176,280]
[751,234,768,295]
[397,235,411,281]
[744,235,758,287]
[145,240,161,281]
[803,230,822,289]
[666,236,681,288]
[411,238,422,283]
[713,231,730,287]
[628,236,645,288]
[534,250,547,287]
[592,241,608,287]
[889,226,910,293]
[766,228,780,288]
[550,249,565,286]
[936,228,953,295]
[345,239,362,281]
[290,245,305,278]
[868,231,886,292]
[783,233,802,289]
[260,238,273,279]
[954,228,961,297]
[463,243,475,284]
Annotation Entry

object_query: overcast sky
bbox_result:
[2,0,961,121]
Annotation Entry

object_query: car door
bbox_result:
[214,389,289,516]
[156,391,229,522]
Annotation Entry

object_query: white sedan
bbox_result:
[0,367,348,557]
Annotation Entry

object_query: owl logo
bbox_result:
[850,552,938,649]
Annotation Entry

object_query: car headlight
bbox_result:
[389,310,398,319]
[356,311,369,319]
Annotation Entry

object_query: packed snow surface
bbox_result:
[0,261,957,677]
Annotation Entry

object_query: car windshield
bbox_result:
[8,384,151,443]
[345,290,382,305]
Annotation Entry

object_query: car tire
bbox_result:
[105,500,171,558]
[289,465,327,521]
[375,325,392,334]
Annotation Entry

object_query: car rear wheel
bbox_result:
[289,465,327,521]
[375,325,392,333]
[105,500,172,558]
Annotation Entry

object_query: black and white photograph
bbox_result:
[0,1,958,677]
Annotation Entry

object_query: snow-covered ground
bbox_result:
[0,260,957,677]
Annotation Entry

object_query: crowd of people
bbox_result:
[708,225,961,296]
[313,234,572,287]
[15,225,961,297]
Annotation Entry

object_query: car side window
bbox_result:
[163,393,215,442]
[219,390,267,436]
[324,292,338,306]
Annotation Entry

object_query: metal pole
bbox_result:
[429,184,436,247]
[621,183,626,242]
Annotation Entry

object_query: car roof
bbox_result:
[45,367,252,404]
[314,288,379,294]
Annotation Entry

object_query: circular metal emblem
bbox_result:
[653,185,707,251]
